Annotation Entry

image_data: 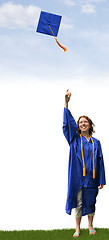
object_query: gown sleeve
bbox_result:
[97,140,106,186]
[62,107,78,145]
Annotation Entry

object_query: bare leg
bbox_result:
[74,188,82,237]
[88,215,96,235]
[76,217,81,232]
[73,217,81,237]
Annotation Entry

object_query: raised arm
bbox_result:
[63,89,78,145]
[64,89,71,109]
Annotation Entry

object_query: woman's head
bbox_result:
[77,115,95,135]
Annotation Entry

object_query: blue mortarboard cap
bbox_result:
[36,11,62,37]
[36,11,67,52]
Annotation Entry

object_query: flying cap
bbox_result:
[36,11,67,52]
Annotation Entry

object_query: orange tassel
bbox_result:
[55,38,67,52]
[48,25,67,52]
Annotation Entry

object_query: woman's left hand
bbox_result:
[99,184,104,189]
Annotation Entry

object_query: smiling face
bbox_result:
[79,117,90,134]
[77,115,95,135]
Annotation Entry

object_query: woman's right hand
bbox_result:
[65,89,71,103]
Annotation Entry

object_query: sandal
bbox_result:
[73,232,80,237]
[89,229,96,235]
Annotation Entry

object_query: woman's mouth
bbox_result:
[81,126,87,129]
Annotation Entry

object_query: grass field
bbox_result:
[0,229,109,240]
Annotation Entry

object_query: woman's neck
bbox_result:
[81,131,90,139]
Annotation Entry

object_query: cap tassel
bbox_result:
[55,38,67,52]
[48,25,67,52]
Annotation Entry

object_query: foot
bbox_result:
[89,229,96,235]
[73,231,80,237]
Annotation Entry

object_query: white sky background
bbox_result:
[0,0,109,230]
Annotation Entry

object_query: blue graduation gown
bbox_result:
[63,107,106,216]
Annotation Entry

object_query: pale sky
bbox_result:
[0,0,109,230]
[0,0,109,82]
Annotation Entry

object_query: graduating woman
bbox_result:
[63,89,106,237]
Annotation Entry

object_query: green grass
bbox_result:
[0,228,109,240]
